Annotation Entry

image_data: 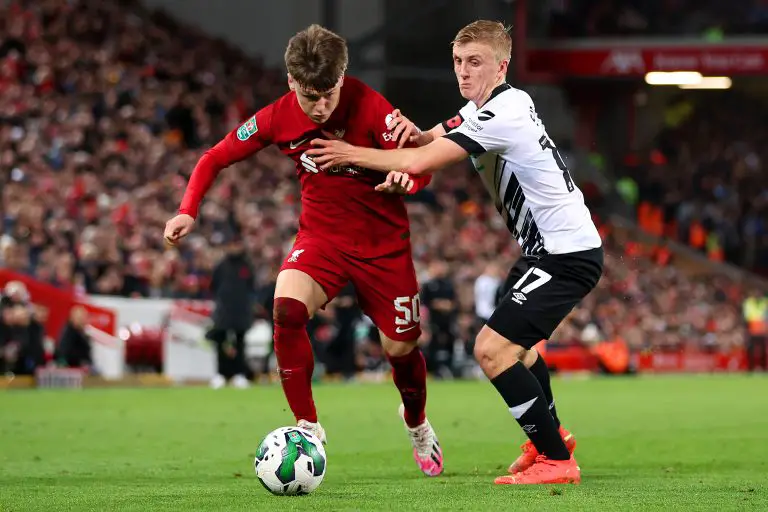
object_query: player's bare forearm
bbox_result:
[310,136,468,176]
[408,125,438,147]
[393,137,469,176]
[418,124,447,146]
[351,146,421,174]
[307,139,410,173]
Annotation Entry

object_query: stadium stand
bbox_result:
[621,92,768,276]
[546,0,768,38]
[0,0,762,378]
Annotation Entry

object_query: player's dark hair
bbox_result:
[285,24,348,92]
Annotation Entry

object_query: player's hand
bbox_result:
[387,109,421,148]
[164,214,195,246]
[308,131,356,169]
[374,171,414,195]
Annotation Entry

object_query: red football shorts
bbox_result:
[280,233,422,342]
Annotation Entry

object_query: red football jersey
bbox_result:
[180,76,430,257]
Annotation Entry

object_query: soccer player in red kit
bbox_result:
[163,24,443,477]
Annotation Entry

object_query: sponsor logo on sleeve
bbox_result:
[236,115,258,141]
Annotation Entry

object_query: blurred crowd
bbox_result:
[546,0,768,38]
[0,0,762,378]
[619,92,768,276]
[553,227,748,354]
[0,0,285,300]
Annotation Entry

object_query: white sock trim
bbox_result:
[509,396,538,419]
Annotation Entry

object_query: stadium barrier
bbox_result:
[162,304,217,384]
[632,350,746,373]
[86,325,125,380]
[0,271,752,384]
[0,270,116,338]
[35,367,84,389]
[88,295,215,331]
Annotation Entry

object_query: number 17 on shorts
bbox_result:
[509,267,552,304]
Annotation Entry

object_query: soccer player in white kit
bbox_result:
[308,20,603,485]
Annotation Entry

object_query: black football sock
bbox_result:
[490,362,569,460]
[528,354,561,428]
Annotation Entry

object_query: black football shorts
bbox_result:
[487,247,604,349]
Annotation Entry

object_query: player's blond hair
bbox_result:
[284,24,348,92]
[452,20,512,63]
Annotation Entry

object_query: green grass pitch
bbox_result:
[1,375,766,511]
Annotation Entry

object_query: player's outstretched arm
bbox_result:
[308,136,468,177]
[165,109,273,245]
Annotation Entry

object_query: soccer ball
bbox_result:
[254,426,327,495]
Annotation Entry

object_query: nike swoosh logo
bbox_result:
[289,138,309,150]
[395,325,418,334]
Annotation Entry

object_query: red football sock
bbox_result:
[387,347,427,428]
[273,297,317,423]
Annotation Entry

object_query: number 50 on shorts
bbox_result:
[394,295,421,326]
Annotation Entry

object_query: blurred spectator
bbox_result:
[742,288,768,371]
[421,260,458,378]
[248,268,278,377]
[207,234,256,388]
[321,284,360,380]
[0,280,30,309]
[474,261,503,328]
[355,320,386,375]
[55,305,92,369]
[0,281,45,375]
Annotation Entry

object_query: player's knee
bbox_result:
[521,347,539,368]
[473,330,526,368]
[273,297,310,330]
[383,339,418,358]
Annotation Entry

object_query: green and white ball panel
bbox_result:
[254,426,327,495]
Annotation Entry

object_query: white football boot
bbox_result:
[398,404,444,476]
[231,374,250,389]
[297,419,327,445]
[209,374,226,390]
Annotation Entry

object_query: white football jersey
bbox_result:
[444,83,602,257]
